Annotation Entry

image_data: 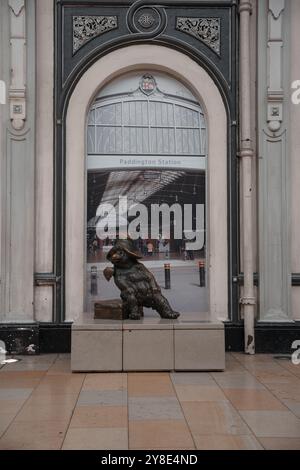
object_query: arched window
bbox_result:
[87,73,206,158]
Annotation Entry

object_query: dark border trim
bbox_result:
[226,323,300,354]
[237,273,300,286]
[1,322,300,355]
[292,274,300,286]
[34,273,61,287]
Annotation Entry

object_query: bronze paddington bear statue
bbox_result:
[103,239,180,320]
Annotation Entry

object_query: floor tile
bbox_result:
[77,389,127,406]
[240,410,300,437]
[281,399,300,418]
[129,372,171,379]
[170,372,215,386]
[129,397,184,421]
[26,392,79,407]
[70,405,128,428]
[62,427,128,450]
[0,413,17,436]
[223,389,287,411]
[0,371,45,378]
[267,382,300,401]
[0,399,27,414]
[46,362,73,375]
[1,363,51,372]
[129,420,194,449]
[223,361,246,373]
[193,434,263,450]
[14,402,76,422]
[276,361,300,377]
[0,375,42,389]
[182,401,252,436]
[83,373,127,391]
[253,370,299,385]
[34,375,85,395]
[244,363,287,373]
[212,372,265,390]
[0,420,68,450]
[0,388,33,401]
[174,384,228,402]
[259,437,300,450]
[128,373,174,396]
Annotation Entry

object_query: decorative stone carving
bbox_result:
[139,74,157,95]
[133,7,161,34]
[8,0,26,130]
[73,16,118,53]
[267,0,285,132]
[176,17,221,55]
[269,0,285,19]
[137,12,155,29]
[8,0,24,16]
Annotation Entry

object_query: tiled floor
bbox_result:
[0,353,300,450]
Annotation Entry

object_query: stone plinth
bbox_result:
[71,313,225,372]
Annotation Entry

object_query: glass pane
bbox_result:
[95,126,122,154]
[175,105,184,127]
[201,128,207,155]
[150,128,175,154]
[95,104,118,125]
[88,109,95,125]
[87,126,95,154]
[175,105,200,128]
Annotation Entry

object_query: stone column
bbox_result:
[258,0,292,322]
[34,0,54,322]
[0,0,36,323]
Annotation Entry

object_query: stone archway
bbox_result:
[65,44,228,322]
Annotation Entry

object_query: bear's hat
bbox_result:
[107,239,143,261]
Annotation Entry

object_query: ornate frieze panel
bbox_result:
[73,16,118,53]
[176,17,221,55]
[58,1,233,88]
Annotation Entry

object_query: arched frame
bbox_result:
[65,44,228,321]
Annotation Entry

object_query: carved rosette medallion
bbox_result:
[176,17,221,55]
[132,7,161,34]
[137,12,155,29]
[73,16,118,53]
